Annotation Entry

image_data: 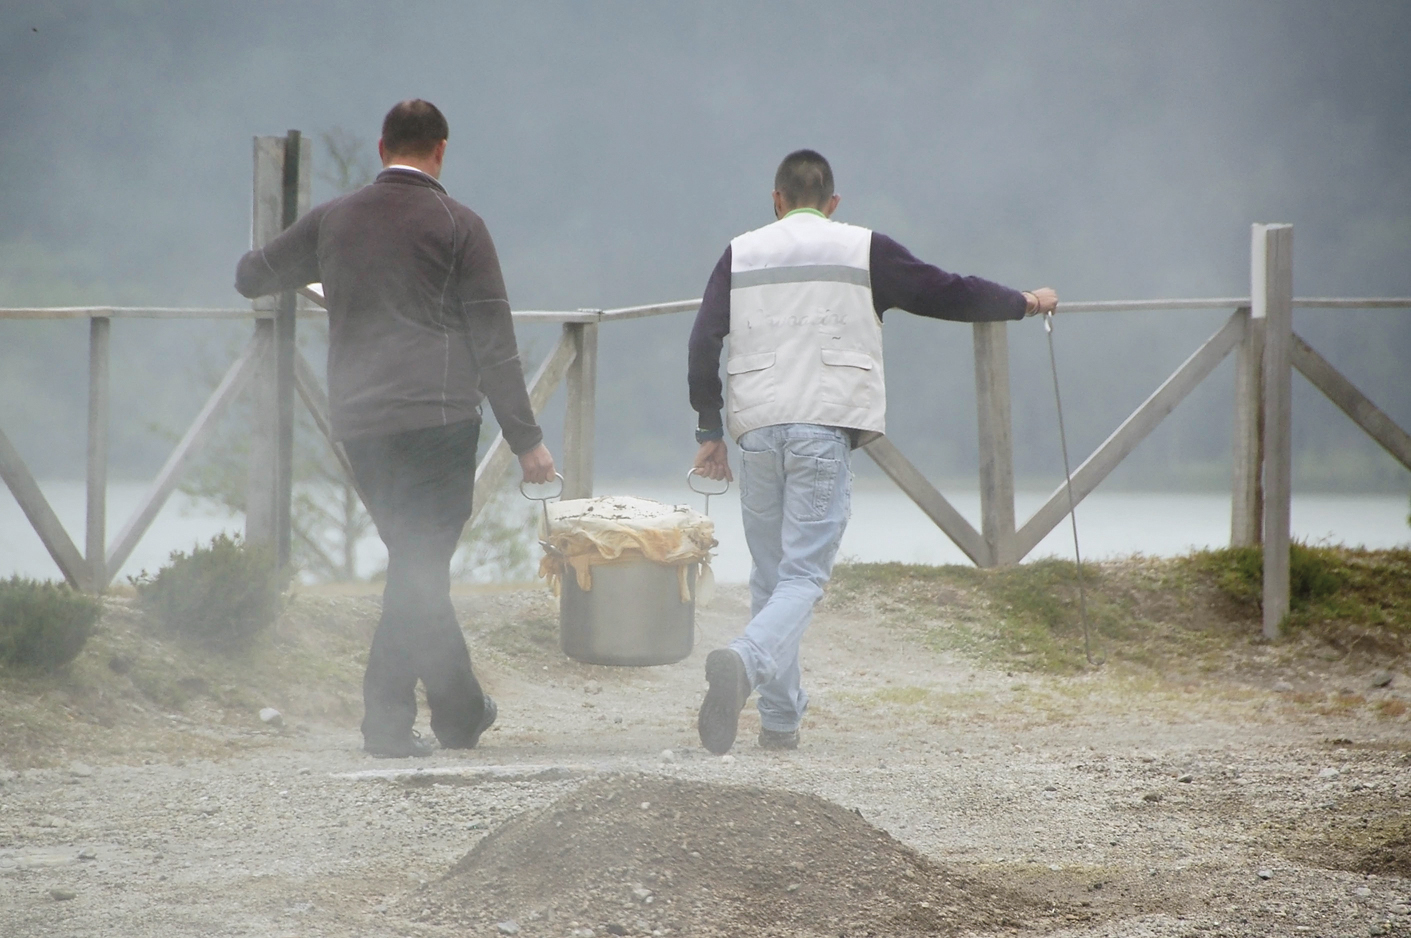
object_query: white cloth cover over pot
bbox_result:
[536,495,716,601]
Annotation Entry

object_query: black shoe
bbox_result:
[470,694,497,747]
[364,729,436,759]
[441,694,498,750]
[698,648,750,755]
[758,727,799,750]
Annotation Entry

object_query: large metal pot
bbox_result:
[524,471,725,668]
[559,559,696,666]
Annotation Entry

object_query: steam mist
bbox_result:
[2,2,1408,489]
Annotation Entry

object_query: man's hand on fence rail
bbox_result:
[518,443,556,484]
[1023,288,1059,317]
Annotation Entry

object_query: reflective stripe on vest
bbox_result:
[731,264,871,289]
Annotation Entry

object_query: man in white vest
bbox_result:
[688,149,1057,754]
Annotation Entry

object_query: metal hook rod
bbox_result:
[1045,310,1100,667]
[686,467,729,517]
[520,472,565,534]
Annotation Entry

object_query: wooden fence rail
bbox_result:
[1,138,1408,637]
[4,278,1406,633]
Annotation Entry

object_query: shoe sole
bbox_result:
[364,740,435,758]
[698,649,750,755]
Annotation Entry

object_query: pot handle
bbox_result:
[520,472,565,533]
[687,468,730,516]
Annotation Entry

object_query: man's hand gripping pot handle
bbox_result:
[518,443,556,485]
[693,439,733,483]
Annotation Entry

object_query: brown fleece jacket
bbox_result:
[234,167,542,453]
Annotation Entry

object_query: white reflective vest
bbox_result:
[726,211,885,442]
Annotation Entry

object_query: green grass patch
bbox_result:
[1185,544,1410,652]
[829,559,1139,674]
[828,547,1410,675]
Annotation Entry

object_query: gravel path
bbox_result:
[1,585,1408,936]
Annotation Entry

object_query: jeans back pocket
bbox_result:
[783,438,844,521]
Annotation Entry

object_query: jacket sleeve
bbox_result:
[869,233,1026,323]
[687,246,733,434]
[458,214,543,456]
[233,205,325,298]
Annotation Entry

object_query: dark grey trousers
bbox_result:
[344,418,486,748]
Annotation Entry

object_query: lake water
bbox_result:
[2,479,1406,585]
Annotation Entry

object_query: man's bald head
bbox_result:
[381,99,448,158]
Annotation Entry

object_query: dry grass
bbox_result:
[0,592,377,769]
[4,549,1405,770]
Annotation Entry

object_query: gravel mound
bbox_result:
[428,773,1036,937]
[1354,827,1411,879]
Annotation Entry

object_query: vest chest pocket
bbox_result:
[819,348,876,406]
[727,351,777,412]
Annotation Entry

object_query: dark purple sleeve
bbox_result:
[457,214,543,456]
[687,246,733,434]
[234,203,326,298]
[869,233,1026,323]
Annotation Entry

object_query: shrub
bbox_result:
[1201,542,1348,609]
[132,533,290,648]
[0,577,101,672]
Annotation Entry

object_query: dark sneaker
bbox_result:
[442,694,498,750]
[364,729,435,759]
[698,648,750,755]
[758,727,799,750]
[470,694,497,746]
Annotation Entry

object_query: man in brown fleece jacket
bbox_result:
[235,99,554,758]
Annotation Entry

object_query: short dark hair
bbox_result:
[381,99,449,157]
[774,149,834,209]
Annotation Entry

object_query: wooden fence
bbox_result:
[2,135,1409,640]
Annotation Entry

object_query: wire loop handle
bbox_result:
[686,467,729,516]
[519,472,565,533]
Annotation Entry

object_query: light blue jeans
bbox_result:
[730,423,852,732]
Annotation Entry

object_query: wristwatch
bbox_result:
[695,426,724,444]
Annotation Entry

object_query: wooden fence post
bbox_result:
[246,322,276,546]
[247,137,281,546]
[1229,305,1262,547]
[973,320,1016,566]
[246,134,309,555]
[274,129,304,567]
[562,321,599,499]
[1254,223,1294,639]
[85,316,110,592]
